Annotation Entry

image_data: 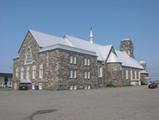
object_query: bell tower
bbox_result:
[120,38,134,58]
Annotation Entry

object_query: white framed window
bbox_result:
[74,70,77,78]
[138,71,141,80]
[84,72,87,79]
[70,56,73,64]
[134,71,137,80]
[126,70,129,79]
[25,47,33,64]
[39,64,43,79]
[70,56,77,64]
[32,65,36,79]
[130,70,133,80]
[87,59,90,66]
[20,67,24,80]
[88,72,90,79]
[73,56,77,64]
[84,71,91,79]
[84,58,87,65]
[84,58,90,66]
[16,67,19,78]
[70,70,73,78]
[69,70,77,78]
[99,67,103,77]
[26,66,30,80]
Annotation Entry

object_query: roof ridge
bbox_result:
[65,34,112,47]
[29,29,63,39]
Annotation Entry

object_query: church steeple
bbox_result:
[89,27,94,44]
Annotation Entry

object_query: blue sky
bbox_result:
[0,0,159,80]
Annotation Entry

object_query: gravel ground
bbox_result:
[0,86,159,120]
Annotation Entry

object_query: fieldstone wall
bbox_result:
[106,63,123,86]
[55,49,98,90]
[13,31,40,89]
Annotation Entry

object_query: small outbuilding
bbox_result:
[0,73,12,88]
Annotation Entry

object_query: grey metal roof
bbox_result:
[29,29,144,69]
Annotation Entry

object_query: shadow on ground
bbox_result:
[25,109,57,120]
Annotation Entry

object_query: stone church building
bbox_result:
[13,29,148,90]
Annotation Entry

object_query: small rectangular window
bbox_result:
[126,70,129,79]
[26,66,30,80]
[32,65,36,79]
[84,58,87,65]
[84,58,90,66]
[20,67,24,80]
[39,64,43,79]
[70,56,73,64]
[84,72,87,79]
[25,47,33,64]
[16,68,19,78]
[74,70,77,78]
[134,71,137,80]
[99,67,103,77]
[70,56,77,64]
[84,71,91,79]
[130,70,133,80]
[73,56,77,64]
[70,70,73,78]
[88,72,90,79]
[87,59,90,66]
[69,70,77,79]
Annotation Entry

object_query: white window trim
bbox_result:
[70,56,73,64]
[39,64,43,79]
[126,70,129,80]
[70,56,77,64]
[20,67,24,80]
[99,67,103,78]
[73,56,77,64]
[26,66,30,80]
[69,70,77,79]
[74,70,77,78]
[138,71,141,80]
[87,59,90,66]
[88,72,90,79]
[24,47,33,65]
[84,71,91,79]
[84,58,90,66]
[84,58,87,65]
[16,67,19,79]
[70,70,73,78]
[134,71,137,80]
[84,72,87,79]
[32,65,36,79]
[130,70,133,80]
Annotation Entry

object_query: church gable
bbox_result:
[18,31,40,65]
[105,47,120,63]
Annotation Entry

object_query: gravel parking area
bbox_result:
[0,86,159,120]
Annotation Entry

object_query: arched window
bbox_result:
[32,65,36,79]
[25,47,32,64]
[20,67,24,80]
[39,64,43,79]
[16,67,19,78]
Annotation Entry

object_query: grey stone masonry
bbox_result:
[120,39,134,58]
[13,30,147,90]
